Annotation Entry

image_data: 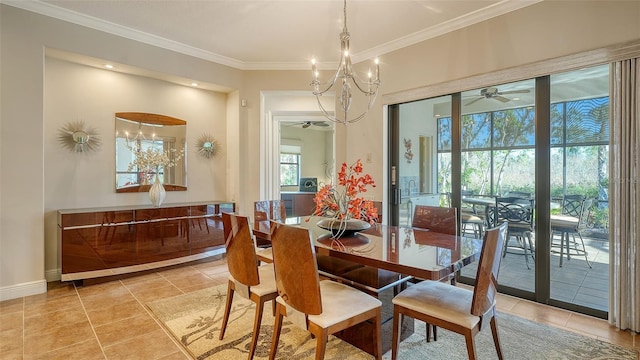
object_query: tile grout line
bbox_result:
[126,271,191,359]
[73,280,109,359]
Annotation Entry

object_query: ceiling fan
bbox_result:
[464,87,530,106]
[293,121,331,129]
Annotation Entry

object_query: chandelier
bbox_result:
[311,0,381,125]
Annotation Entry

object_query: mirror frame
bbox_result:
[115,112,187,193]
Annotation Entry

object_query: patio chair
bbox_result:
[487,196,535,269]
[220,213,278,360]
[446,192,484,238]
[550,196,594,268]
[268,221,383,360]
[390,222,508,360]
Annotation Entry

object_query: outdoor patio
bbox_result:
[461,233,610,312]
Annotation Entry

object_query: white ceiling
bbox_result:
[8,0,541,70]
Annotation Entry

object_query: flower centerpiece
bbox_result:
[309,159,378,238]
[127,145,185,206]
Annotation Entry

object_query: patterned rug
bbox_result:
[147,284,638,360]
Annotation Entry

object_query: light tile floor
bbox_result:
[1,255,638,359]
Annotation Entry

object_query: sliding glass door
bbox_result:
[389,96,452,226]
[388,64,610,318]
[548,65,610,314]
[457,79,537,294]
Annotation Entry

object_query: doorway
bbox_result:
[260,91,336,202]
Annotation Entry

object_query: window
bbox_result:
[280,153,300,186]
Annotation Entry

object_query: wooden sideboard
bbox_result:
[281,192,316,217]
[58,201,234,281]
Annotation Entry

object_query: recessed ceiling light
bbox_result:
[191,82,199,87]
[104,64,115,69]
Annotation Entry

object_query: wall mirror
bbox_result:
[115,112,187,192]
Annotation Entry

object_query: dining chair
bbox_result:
[486,196,535,269]
[411,205,458,235]
[268,221,383,360]
[253,200,286,262]
[220,213,278,360]
[410,205,459,341]
[551,196,593,268]
[391,221,508,360]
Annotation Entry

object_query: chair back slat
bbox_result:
[270,221,323,315]
[487,197,534,231]
[222,213,260,287]
[577,198,595,230]
[470,221,508,316]
[562,195,585,217]
[412,205,458,235]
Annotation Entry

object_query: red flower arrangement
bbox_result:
[310,159,378,224]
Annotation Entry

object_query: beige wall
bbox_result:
[0,5,243,299]
[43,57,228,277]
[1,1,639,300]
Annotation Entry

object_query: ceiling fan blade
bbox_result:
[312,121,330,127]
[499,89,530,95]
[494,95,511,103]
[465,97,484,106]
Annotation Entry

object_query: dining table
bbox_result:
[253,215,485,355]
[253,215,485,283]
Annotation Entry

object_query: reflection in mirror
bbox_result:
[115,112,187,192]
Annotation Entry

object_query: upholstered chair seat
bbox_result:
[392,280,480,329]
[276,279,382,329]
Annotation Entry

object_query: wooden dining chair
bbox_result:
[220,213,278,360]
[411,205,458,235]
[410,205,459,341]
[268,221,383,360]
[253,200,286,262]
[391,221,508,360]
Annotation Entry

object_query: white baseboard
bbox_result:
[0,279,47,301]
[45,268,61,282]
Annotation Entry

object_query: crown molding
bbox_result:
[2,0,246,69]
[355,0,542,62]
[2,0,541,71]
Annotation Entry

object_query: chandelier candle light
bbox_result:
[311,0,381,125]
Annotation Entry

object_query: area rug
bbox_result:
[147,284,638,360]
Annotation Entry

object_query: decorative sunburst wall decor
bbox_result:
[58,120,101,153]
[196,133,219,159]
